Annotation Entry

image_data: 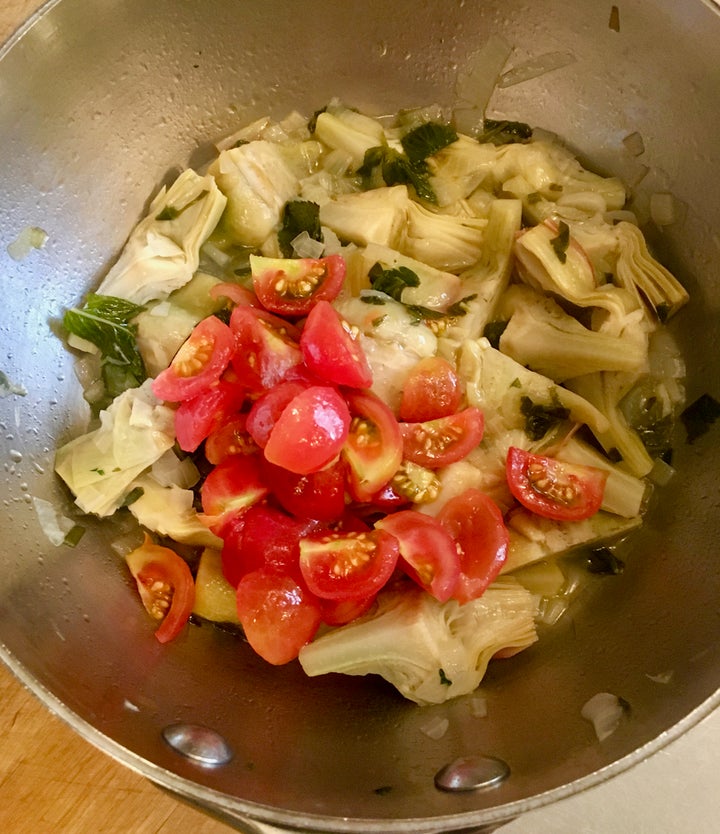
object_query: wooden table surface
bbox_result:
[0,3,236,832]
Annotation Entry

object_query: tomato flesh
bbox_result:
[246,379,309,448]
[261,457,347,523]
[300,300,373,389]
[251,254,346,316]
[263,385,351,475]
[398,356,462,422]
[200,454,269,533]
[506,446,607,521]
[205,413,258,465]
[400,407,484,469]
[235,568,323,665]
[375,510,461,603]
[173,377,247,453]
[125,533,195,643]
[230,305,302,392]
[299,528,400,600]
[152,316,235,403]
[437,488,509,604]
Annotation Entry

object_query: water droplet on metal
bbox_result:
[434,755,510,792]
[162,723,233,767]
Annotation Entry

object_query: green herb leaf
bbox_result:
[63,293,147,401]
[520,395,570,440]
[478,118,533,145]
[278,200,322,257]
[438,668,453,686]
[368,263,420,301]
[307,106,328,135]
[400,121,458,164]
[120,486,145,507]
[550,221,570,264]
[447,293,478,317]
[156,189,209,221]
[483,320,508,349]
[63,524,86,548]
[358,146,438,204]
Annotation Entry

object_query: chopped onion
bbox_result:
[498,51,576,89]
[581,692,626,741]
[420,716,449,740]
[536,595,570,626]
[322,148,353,177]
[7,226,48,261]
[32,496,75,546]
[291,230,325,259]
[151,450,200,489]
[648,456,676,487]
[469,696,488,718]
[646,670,674,685]
[622,131,645,157]
[650,191,684,227]
[201,240,233,268]
[149,301,172,317]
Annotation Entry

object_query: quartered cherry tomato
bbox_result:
[125,533,195,643]
[341,389,403,502]
[261,457,347,522]
[229,305,302,392]
[300,300,373,389]
[246,379,310,448]
[152,316,235,403]
[437,488,509,605]
[398,356,462,422]
[251,254,346,317]
[375,510,461,603]
[298,528,400,601]
[506,446,607,521]
[173,376,247,452]
[200,454,269,534]
[263,385,351,475]
[204,412,258,465]
[400,407,484,469]
[235,568,323,665]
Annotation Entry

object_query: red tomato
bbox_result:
[341,390,403,502]
[300,300,373,389]
[375,510,461,603]
[246,379,310,448]
[221,504,319,587]
[506,446,607,521]
[298,528,400,600]
[437,488,509,604]
[229,305,302,392]
[263,385,351,475]
[204,413,258,465]
[152,316,235,402]
[251,254,346,317]
[398,356,462,422]
[209,281,261,308]
[261,457,347,522]
[200,455,269,533]
[400,407,484,469]
[235,568,323,665]
[320,594,376,626]
[173,377,247,452]
[125,533,195,643]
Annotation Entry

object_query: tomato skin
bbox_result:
[251,254,346,317]
[125,533,195,643]
[229,305,302,392]
[246,379,309,448]
[437,488,509,604]
[300,300,373,389]
[342,390,403,502]
[400,407,484,469]
[506,446,607,521]
[173,377,247,452]
[235,568,323,665]
[375,510,461,603]
[261,457,347,523]
[398,356,462,422]
[200,455,269,533]
[152,316,235,403]
[264,385,351,475]
[298,528,400,600]
[205,413,258,465]
[210,282,261,308]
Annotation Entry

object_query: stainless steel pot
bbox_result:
[1,1,719,831]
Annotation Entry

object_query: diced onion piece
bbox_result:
[581,692,626,741]
[7,226,48,261]
[649,192,679,227]
[420,716,450,740]
[32,496,75,546]
[645,670,674,684]
[498,51,576,89]
[536,595,570,626]
[648,456,676,487]
[291,230,325,259]
[469,696,488,718]
[622,131,645,157]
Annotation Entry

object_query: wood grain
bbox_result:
[0,3,235,831]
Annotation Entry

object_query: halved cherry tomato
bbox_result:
[506,446,607,521]
[300,300,373,389]
[261,457,347,522]
[298,528,400,600]
[251,254,346,317]
[437,488,509,604]
[200,454,269,534]
[400,407,484,469]
[229,305,302,392]
[342,390,403,502]
[375,510,460,603]
[263,385,351,475]
[205,413,258,465]
[152,316,235,403]
[125,533,195,643]
[398,356,462,422]
[173,377,247,452]
[221,503,319,587]
[246,379,310,448]
[235,568,323,665]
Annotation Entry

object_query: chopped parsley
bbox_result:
[438,668,453,686]
[368,263,420,301]
[477,118,533,146]
[550,221,571,264]
[278,199,322,257]
[520,395,570,440]
[483,320,508,349]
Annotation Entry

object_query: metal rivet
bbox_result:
[162,723,233,767]
[434,755,510,792]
